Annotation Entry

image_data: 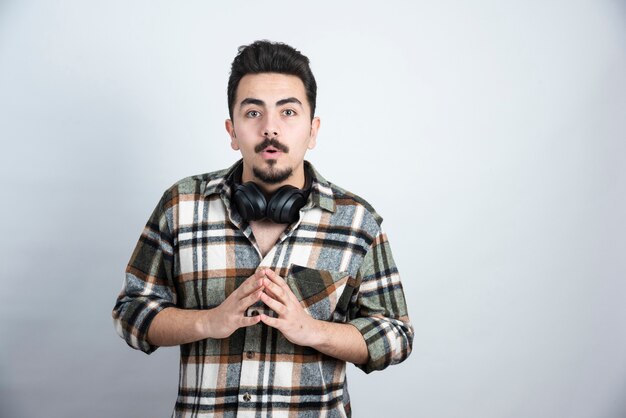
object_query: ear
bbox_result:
[307,116,321,150]
[225,119,239,150]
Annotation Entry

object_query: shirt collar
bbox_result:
[203,159,336,214]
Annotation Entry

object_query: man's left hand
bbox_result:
[258,268,321,347]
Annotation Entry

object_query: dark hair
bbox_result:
[227,40,317,120]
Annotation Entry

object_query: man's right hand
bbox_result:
[203,270,266,339]
[147,270,266,346]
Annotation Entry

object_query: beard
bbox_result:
[252,163,293,185]
[251,137,293,184]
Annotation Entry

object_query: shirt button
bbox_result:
[246,351,254,359]
[243,392,251,402]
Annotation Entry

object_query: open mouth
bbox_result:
[260,146,283,158]
[255,138,289,155]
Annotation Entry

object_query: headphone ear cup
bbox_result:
[233,182,267,221]
[267,186,307,224]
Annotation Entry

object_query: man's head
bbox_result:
[225,41,320,192]
[227,40,317,121]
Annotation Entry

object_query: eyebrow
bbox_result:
[239,97,303,108]
[240,98,265,107]
[276,97,302,107]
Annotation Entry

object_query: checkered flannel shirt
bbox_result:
[113,160,413,417]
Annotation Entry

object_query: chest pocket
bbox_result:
[286,264,357,322]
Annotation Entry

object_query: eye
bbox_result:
[282,109,297,117]
[245,110,261,118]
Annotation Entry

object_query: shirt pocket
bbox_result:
[285,264,357,322]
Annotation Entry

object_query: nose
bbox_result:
[262,113,279,138]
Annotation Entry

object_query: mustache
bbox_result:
[255,137,289,153]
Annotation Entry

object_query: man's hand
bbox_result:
[147,270,267,346]
[203,270,266,339]
[258,269,321,347]
[258,268,369,365]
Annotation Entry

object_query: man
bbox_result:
[113,40,413,417]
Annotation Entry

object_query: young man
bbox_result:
[113,40,413,418]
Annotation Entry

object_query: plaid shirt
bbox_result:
[113,160,413,418]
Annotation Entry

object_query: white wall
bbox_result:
[1,1,625,417]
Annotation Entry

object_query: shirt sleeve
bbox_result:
[112,193,177,354]
[348,227,414,373]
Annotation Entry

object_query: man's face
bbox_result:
[225,73,320,188]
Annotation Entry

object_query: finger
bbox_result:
[262,277,285,301]
[237,270,265,299]
[239,315,262,328]
[265,273,300,305]
[265,269,289,290]
[238,289,263,313]
[264,269,287,287]
[260,292,286,316]
[259,313,281,329]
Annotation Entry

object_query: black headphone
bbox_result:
[231,164,312,224]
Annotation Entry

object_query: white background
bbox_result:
[1,1,625,417]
